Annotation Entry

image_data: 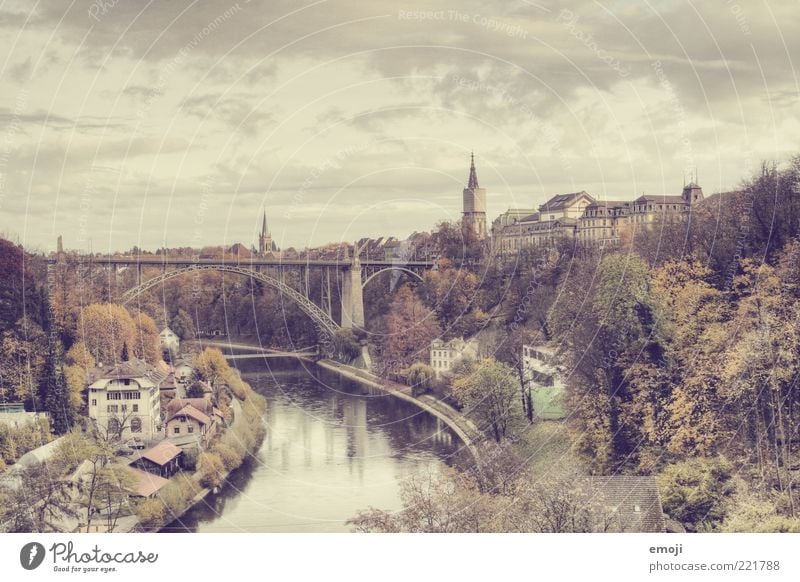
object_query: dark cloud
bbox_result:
[1,0,798,251]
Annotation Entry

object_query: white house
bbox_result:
[86,359,166,442]
[521,344,566,419]
[429,337,479,377]
[159,327,180,357]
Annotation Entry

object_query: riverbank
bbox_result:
[316,359,484,465]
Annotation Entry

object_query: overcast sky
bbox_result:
[1,0,798,253]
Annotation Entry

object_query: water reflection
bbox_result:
[165,360,460,532]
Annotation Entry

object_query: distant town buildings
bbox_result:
[430,337,479,377]
[492,181,705,254]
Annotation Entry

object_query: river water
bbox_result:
[164,358,461,532]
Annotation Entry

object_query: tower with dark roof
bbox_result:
[258,210,272,256]
[462,153,488,239]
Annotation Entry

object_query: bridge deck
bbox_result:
[50,256,435,268]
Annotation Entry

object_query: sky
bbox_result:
[0,0,798,253]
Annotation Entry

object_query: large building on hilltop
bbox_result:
[492,181,705,254]
[462,153,488,240]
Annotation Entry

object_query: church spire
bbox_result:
[467,152,479,189]
[258,209,272,256]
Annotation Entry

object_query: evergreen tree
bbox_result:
[121,341,129,361]
[38,343,74,435]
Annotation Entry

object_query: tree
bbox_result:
[0,238,35,331]
[0,316,46,403]
[348,468,497,532]
[377,285,441,373]
[77,304,136,365]
[170,308,196,340]
[421,259,485,339]
[198,451,226,488]
[452,359,523,442]
[549,253,665,473]
[658,457,735,532]
[192,348,228,389]
[120,341,129,362]
[130,310,161,364]
[333,328,361,363]
[38,342,75,435]
[1,459,77,532]
[403,363,436,395]
[64,341,96,412]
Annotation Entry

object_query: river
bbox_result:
[164,358,461,532]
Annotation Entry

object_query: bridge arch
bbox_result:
[121,264,340,337]
[361,266,424,289]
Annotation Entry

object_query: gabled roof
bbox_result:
[539,191,594,212]
[166,398,213,417]
[519,212,541,223]
[87,358,168,388]
[585,200,630,209]
[633,194,686,204]
[583,476,666,533]
[167,404,211,426]
[124,466,170,497]
[140,441,183,466]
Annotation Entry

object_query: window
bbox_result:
[132,404,138,413]
[107,405,119,413]
[173,427,180,434]
[188,426,194,434]
[91,399,97,407]
[121,404,127,413]
[123,379,130,386]
[131,417,142,433]
[181,416,186,423]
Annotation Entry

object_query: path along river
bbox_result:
[164,357,461,532]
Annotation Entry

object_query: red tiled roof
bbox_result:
[125,466,170,497]
[166,398,212,417]
[141,440,182,466]
[168,404,211,426]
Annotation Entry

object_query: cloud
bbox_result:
[1,0,799,251]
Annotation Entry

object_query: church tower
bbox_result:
[462,152,488,239]
[258,210,272,256]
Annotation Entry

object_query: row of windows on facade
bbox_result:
[106,417,142,433]
[97,402,139,414]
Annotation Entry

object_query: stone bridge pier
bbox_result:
[340,262,365,329]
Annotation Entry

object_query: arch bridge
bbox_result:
[57,245,435,337]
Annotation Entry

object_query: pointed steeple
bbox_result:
[467,152,479,189]
[258,209,272,256]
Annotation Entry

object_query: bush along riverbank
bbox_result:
[136,349,267,532]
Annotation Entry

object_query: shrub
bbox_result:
[135,498,165,530]
[658,456,735,532]
[403,363,436,395]
[198,452,226,489]
[214,442,243,471]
